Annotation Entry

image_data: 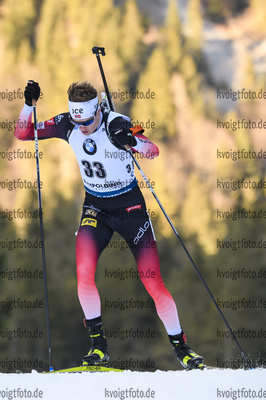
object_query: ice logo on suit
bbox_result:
[83,138,97,155]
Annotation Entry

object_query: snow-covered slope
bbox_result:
[0,368,265,400]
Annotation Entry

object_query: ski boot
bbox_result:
[82,317,109,366]
[169,329,204,370]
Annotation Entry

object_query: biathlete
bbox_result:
[14,80,204,370]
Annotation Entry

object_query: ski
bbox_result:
[48,365,124,373]
[16,365,124,374]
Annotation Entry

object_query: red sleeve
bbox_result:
[14,104,70,142]
[128,125,159,159]
[14,104,35,140]
[131,133,159,159]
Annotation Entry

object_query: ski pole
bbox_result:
[92,47,114,112]
[92,47,252,369]
[32,97,53,372]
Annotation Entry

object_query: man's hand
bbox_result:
[112,128,137,148]
[24,80,41,106]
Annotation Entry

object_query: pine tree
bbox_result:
[131,46,176,141]
[185,0,203,64]
[206,0,225,23]
[67,0,127,102]
[180,54,204,115]
[36,0,80,113]
[242,52,256,90]
[118,0,145,73]
[162,0,184,72]
[76,0,119,55]
[2,0,37,62]
[250,0,266,35]
[181,172,226,255]
[66,0,91,54]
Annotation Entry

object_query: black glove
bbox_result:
[24,80,41,106]
[112,128,137,147]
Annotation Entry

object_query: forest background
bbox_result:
[0,0,265,372]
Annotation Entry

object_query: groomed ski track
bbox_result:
[0,368,265,400]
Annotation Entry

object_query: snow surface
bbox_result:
[0,368,265,400]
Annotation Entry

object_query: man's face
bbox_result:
[73,109,101,135]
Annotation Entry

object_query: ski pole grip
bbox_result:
[32,99,37,106]
[92,46,105,56]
